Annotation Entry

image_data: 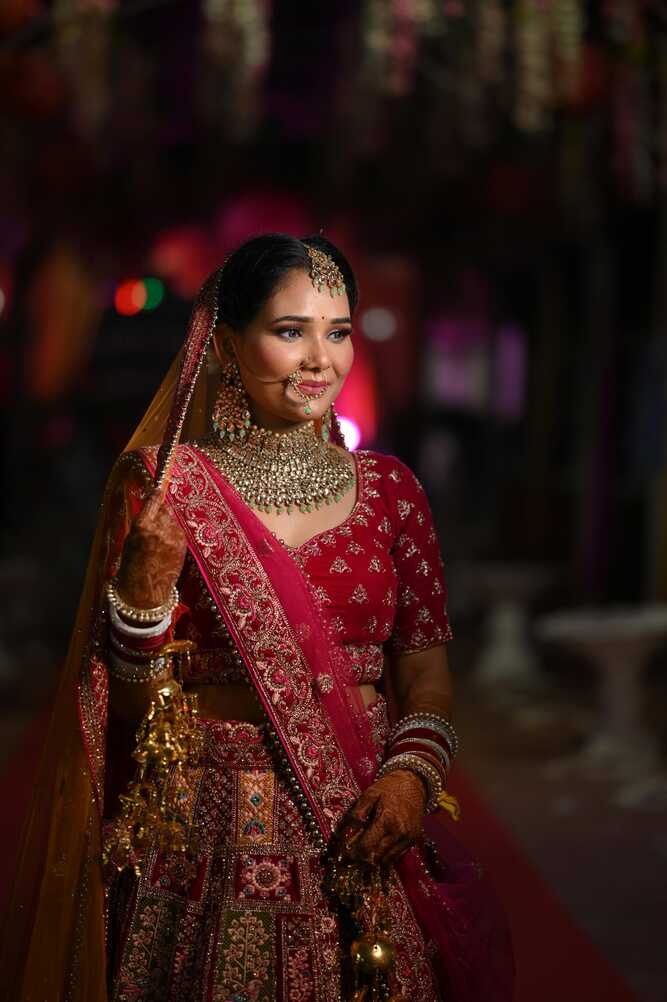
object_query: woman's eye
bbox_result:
[328,329,352,342]
[275,328,302,340]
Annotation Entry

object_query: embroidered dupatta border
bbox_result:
[139,444,363,839]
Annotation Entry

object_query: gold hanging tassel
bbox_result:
[103,642,203,876]
[326,830,404,1002]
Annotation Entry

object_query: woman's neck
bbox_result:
[249,404,311,433]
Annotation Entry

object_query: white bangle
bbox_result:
[108,602,172,638]
[389,712,460,758]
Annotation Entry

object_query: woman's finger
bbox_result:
[370,826,407,864]
[354,813,390,861]
[383,835,413,863]
[347,790,378,826]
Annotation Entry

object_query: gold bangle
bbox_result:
[108,651,173,684]
[377,752,444,813]
[106,578,179,625]
[107,639,196,685]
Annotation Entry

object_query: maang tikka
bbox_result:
[304,244,346,297]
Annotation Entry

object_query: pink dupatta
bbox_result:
[140,443,514,1002]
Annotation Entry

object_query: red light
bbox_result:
[115,280,147,316]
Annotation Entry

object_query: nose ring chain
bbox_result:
[288,368,328,416]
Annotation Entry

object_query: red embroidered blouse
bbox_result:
[173,449,453,686]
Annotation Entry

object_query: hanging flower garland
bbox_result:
[199,0,271,142]
[53,0,114,139]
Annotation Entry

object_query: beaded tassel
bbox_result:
[103,667,203,876]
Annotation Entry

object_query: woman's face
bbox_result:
[216,267,354,431]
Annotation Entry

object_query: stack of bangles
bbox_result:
[105,578,179,683]
[377,712,459,813]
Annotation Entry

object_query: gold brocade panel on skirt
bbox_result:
[104,699,439,1002]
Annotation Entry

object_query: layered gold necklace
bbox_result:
[201,420,355,515]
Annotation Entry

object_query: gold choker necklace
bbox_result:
[201,421,355,515]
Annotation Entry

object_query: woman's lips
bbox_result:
[293,381,329,396]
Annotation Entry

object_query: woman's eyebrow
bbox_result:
[271,314,352,324]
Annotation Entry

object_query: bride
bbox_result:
[2,234,513,1001]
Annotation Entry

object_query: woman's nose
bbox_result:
[304,337,331,371]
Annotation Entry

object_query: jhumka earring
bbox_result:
[211,360,254,442]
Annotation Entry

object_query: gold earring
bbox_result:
[211,361,254,442]
[327,404,345,445]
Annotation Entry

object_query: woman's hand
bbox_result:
[343,769,427,865]
[115,489,187,610]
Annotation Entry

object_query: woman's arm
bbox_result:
[102,459,187,726]
[345,646,454,864]
[391,643,453,720]
[345,457,456,862]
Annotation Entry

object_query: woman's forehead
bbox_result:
[261,269,351,322]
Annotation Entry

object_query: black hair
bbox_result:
[216,232,359,331]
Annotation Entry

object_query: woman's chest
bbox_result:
[287,508,399,642]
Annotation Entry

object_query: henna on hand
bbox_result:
[345,769,427,865]
[116,489,187,610]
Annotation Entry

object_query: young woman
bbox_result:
[3,235,513,1001]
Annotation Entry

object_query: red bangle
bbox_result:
[390,737,451,770]
[387,746,449,785]
[109,625,168,657]
[389,725,453,759]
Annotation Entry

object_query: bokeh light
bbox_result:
[143,277,164,310]
[337,415,361,450]
[114,280,147,316]
[114,278,165,315]
[360,306,397,342]
[0,289,5,317]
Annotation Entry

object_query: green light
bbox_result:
[142,277,164,311]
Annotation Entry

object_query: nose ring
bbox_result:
[287,368,327,416]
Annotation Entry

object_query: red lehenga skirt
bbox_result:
[104,701,441,1002]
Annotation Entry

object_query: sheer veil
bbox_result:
[0,269,224,1001]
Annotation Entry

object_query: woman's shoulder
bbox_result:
[355,450,429,533]
[356,448,424,493]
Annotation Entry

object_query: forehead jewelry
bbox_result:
[304,244,346,297]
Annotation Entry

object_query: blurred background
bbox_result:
[1,1,667,999]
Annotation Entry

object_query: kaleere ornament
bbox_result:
[103,641,202,875]
[326,832,404,1001]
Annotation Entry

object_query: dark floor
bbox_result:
[454,662,667,1002]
